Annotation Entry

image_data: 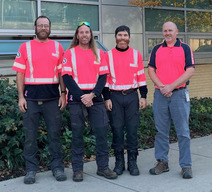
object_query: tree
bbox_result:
[128,0,212,8]
[128,0,212,32]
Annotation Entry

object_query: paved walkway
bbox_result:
[1,135,212,192]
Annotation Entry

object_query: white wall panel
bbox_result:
[102,5,143,34]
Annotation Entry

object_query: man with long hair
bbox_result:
[62,21,117,182]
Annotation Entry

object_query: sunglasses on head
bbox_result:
[78,21,91,27]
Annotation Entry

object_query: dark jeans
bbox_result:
[68,102,109,171]
[109,91,140,151]
[22,99,64,172]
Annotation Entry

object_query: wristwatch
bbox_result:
[61,90,67,94]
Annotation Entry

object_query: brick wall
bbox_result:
[145,64,212,105]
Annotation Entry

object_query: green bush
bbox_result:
[0,77,211,173]
[0,78,24,170]
[190,97,212,135]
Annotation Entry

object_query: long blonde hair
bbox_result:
[68,25,99,63]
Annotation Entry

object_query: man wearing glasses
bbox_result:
[12,16,67,184]
[62,21,117,182]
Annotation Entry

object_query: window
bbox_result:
[147,37,184,55]
[147,38,164,54]
[161,0,184,7]
[41,2,99,31]
[144,3,212,61]
[73,0,98,1]
[0,0,36,29]
[190,38,212,52]
[187,0,212,9]
[187,11,212,32]
[145,9,185,32]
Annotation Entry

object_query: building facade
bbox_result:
[0,0,212,100]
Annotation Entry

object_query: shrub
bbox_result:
[0,78,24,170]
[0,77,211,174]
[138,105,156,149]
[189,97,212,136]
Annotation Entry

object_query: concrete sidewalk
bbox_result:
[1,135,212,192]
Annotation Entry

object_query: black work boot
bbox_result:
[127,150,140,176]
[24,171,36,184]
[114,150,125,175]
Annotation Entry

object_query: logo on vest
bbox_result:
[63,58,67,64]
[16,51,21,58]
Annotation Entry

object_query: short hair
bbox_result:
[115,25,130,37]
[34,16,51,27]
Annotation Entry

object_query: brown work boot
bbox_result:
[97,168,118,179]
[149,160,169,175]
[181,167,193,179]
[73,171,83,182]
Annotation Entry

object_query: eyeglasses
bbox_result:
[78,21,90,27]
[37,24,50,29]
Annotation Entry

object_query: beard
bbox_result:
[116,39,130,47]
[35,28,50,40]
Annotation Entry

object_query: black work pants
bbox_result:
[22,100,64,172]
[68,102,109,171]
[109,91,140,151]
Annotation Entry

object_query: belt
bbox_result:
[172,87,186,92]
[111,88,137,95]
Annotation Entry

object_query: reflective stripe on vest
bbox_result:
[107,49,139,89]
[70,47,99,89]
[71,48,78,83]
[25,41,59,83]
[108,50,116,84]
[105,82,146,90]
[130,49,138,67]
[13,62,26,70]
[52,41,59,58]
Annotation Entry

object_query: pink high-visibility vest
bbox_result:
[12,39,64,84]
[105,47,147,90]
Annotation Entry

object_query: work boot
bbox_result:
[24,171,36,184]
[149,159,169,175]
[114,150,125,175]
[127,150,140,176]
[181,167,193,179]
[73,171,83,182]
[53,169,67,181]
[97,168,118,179]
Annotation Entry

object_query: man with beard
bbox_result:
[62,21,117,182]
[12,16,67,184]
[102,25,148,176]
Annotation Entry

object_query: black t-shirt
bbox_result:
[24,84,60,101]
